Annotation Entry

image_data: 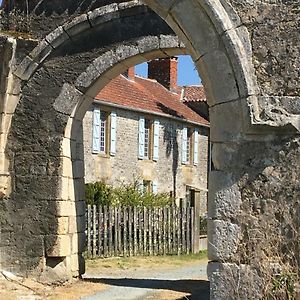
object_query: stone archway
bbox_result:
[0,1,299,298]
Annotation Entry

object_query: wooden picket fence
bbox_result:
[86,205,198,258]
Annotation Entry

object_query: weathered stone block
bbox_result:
[222,26,259,98]
[68,215,86,234]
[60,157,73,178]
[53,83,82,116]
[208,219,241,261]
[87,3,119,27]
[196,49,239,107]
[56,201,76,217]
[13,56,38,81]
[208,171,241,219]
[70,253,85,275]
[57,217,69,235]
[71,232,86,254]
[45,26,69,49]
[209,99,244,142]
[45,234,71,257]
[73,160,84,179]
[29,39,53,65]
[171,0,221,58]
[63,14,91,38]
[208,262,263,300]
[142,0,176,18]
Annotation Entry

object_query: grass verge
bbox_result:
[86,251,208,271]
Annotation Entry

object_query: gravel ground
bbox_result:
[82,261,209,300]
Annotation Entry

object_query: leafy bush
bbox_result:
[85,181,173,207]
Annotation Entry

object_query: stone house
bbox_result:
[83,58,209,205]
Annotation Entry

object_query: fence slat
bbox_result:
[186,205,190,255]
[87,205,91,258]
[158,208,162,255]
[163,207,167,255]
[181,204,186,254]
[123,207,127,257]
[153,207,157,255]
[133,207,137,256]
[108,207,113,257]
[191,207,195,255]
[98,206,103,257]
[92,205,97,258]
[138,208,142,255]
[128,207,133,257]
[143,207,147,255]
[172,205,176,255]
[167,207,171,254]
[177,206,181,255]
[149,207,153,256]
[114,207,118,256]
[103,206,108,257]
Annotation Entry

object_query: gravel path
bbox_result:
[82,262,209,300]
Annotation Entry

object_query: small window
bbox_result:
[186,128,193,164]
[144,119,151,159]
[93,108,117,155]
[143,180,151,194]
[100,111,108,153]
[139,117,157,160]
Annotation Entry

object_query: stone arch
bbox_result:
[2,0,297,298]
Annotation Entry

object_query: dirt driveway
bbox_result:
[82,255,209,300]
[0,254,209,300]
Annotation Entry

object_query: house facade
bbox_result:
[83,58,209,203]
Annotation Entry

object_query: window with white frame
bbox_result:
[142,180,158,194]
[93,107,117,156]
[182,127,199,165]
[144,119,151,159]
[138,117,160,161]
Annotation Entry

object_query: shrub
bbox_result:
[85,181,174,207]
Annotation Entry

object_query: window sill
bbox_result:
[138,158,155,164]
[92,152,111,159]
[182,163,194,168]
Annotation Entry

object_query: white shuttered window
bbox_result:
[138,117,145,159]
[182,126,188,164]
[152,181,158,194]
[92,108,101,153]
[193,129,199,165]
[110,111,117,156]
[153,120,160,161]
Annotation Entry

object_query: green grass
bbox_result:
[86,251,208,271]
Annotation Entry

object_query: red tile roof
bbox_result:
[182,86,206,103]
[95,75,209,126]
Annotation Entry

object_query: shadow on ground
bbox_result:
[84,278,210,299]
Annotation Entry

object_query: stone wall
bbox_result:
[83,103,209,200]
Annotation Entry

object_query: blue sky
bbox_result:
[136,55,201,86]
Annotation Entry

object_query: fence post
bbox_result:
[87,205,91,258]
[192,191,201,254]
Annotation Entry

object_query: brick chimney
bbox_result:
[148,57,178,91]
[123,66,135,81]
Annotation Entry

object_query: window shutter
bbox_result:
[92,108,101,153]
[182,126,188,164]
[137,180,144,194]
[138,117,145,159]
[110,111,117,156]
[153,120,160,161]
[193,129,199,166]
[152,181,158,194]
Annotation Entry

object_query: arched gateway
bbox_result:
[0,1,299,299]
